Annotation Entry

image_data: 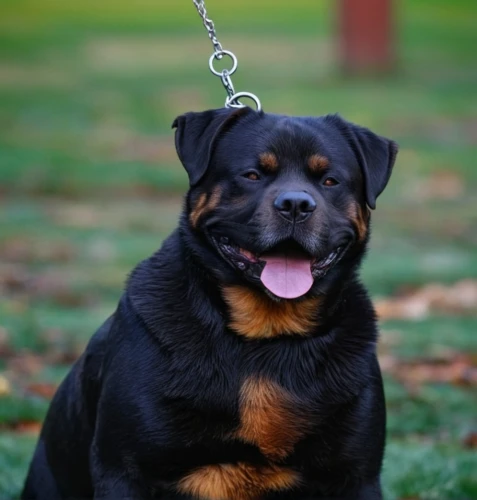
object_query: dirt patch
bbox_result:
[84,35,331,72]
[0,64,76,88]
[44,197,182,231]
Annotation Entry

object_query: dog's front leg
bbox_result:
[353,478,382,500]
[304,478,382,500]
[90,445,150,500]
[332,478,382,500]
[91,468,150,500]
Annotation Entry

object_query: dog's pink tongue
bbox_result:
[260,255,313,299]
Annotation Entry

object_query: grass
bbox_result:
[0,0,476,498]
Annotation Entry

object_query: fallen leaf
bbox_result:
[376,280,477,320]
[11,420,42,434]
[0,237,76,263]
[7,353,45,377]
[0,374,11,396]
[26,382,58,399]
[30,273,90,307]
[463,431,477,449]
[0,325,9,355]
[381,353,477,388]
[1,266,92,307]
[419,170,465,201]
[0,264,29,293]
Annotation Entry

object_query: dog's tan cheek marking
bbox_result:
[308,154,329,174]
[189,187,222,228]
[177,462,300,500]
[222,286,320,339]
[236,377,312,460]
[347,201,369,242]
[207,186,222,212]
[190,193,207,228]
[259,152,279,173]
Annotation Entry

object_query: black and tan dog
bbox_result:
[22,107,398,500]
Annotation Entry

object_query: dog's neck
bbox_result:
[128,225,365,340]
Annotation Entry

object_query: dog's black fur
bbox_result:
[22,108,398,500]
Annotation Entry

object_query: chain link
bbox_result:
[192,0,223,55]
[220,71,236,97]
[192,0,262,111]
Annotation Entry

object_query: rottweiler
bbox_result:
[22,107,398,500]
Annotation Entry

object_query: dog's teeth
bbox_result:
[237,261,247,271]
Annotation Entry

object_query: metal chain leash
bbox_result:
[192,0,262,111]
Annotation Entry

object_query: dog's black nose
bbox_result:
[274,191,317,223]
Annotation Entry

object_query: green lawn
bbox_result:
[0,0,476,498]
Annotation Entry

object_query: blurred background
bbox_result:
[0,0,476,498]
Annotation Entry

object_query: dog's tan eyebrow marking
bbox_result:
[259,152,279,173]
[308,154,329,174]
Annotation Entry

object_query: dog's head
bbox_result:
[173,108,398,300]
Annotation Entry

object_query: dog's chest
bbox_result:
[176,376,313,500]
[235,376,313,461]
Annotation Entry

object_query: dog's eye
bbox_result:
[243,171,261,181]
[323,177,339,187]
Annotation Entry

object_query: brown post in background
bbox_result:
[339,0,395,74]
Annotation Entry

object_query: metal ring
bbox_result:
[225,92,262,112]
[209,50,238,77]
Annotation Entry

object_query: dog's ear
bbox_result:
[172,107,251,187]
[327,115,398,209]
[350,125,398,209]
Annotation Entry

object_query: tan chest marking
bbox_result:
[177,462,299,500]
[222,286,320,339]
[236,377,312,461]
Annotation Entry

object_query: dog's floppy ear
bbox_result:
[172,107,251,187]
[327,115,398,209]
[350,125,398,209]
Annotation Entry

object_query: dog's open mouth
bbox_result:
[214,237,346,299]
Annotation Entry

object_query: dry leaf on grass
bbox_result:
[0,326,10,356]
[463,431,477,449]
[30,273,91,307]
[0,374,11,396]
[9,420,43,434]
[381,353,477,388]
[0,264,30,294]
[375,280,477,320]
[6,353,45,377]
[418,170,465,200]
[26,382,58,400]
[0,237,76,263]
[1,265,92,307]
